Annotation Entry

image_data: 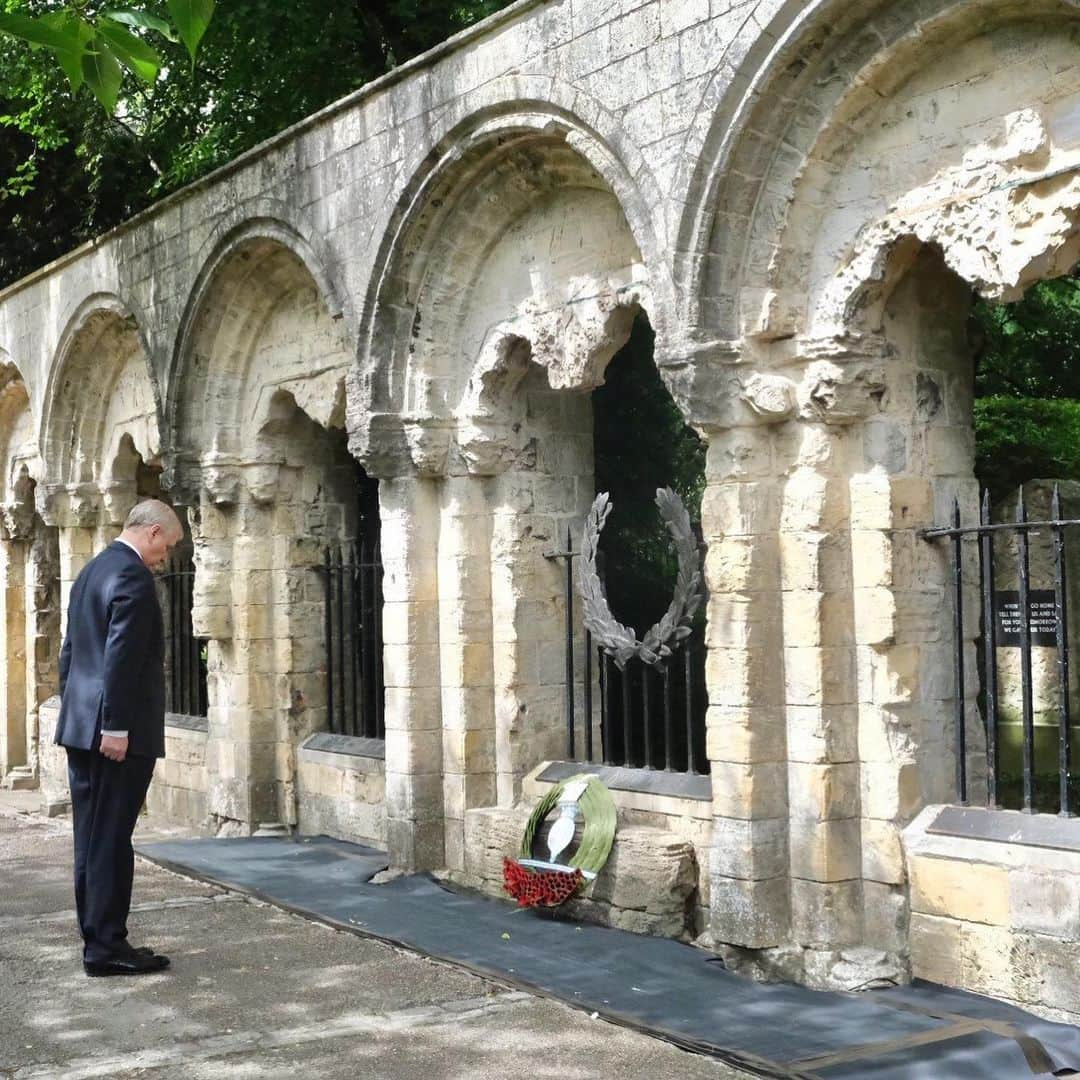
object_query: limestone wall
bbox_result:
[906,806,1080,1025]
[294,740,386,848]
[146,721,210,827]
[4,0,1080,1002]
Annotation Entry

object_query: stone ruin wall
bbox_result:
[0,0,1079,1006]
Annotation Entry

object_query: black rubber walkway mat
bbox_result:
[137,835,1080,1079]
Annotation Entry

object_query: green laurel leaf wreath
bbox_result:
[578,487,703,670]
[520,774,617,876]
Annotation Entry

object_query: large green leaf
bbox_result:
[103,10,179,44]
[96,21,162,84]
[0,12,86,52]
[39,12,95,92]
[167,0,215,62]
[81,41,124,114]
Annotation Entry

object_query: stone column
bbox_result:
[703,424,791,952]
[778,420,863,982]
[25,519,61,780]
[189,478,277,834]
[380,474,445,870]
[0,535,27,781]
[438,474,495,871]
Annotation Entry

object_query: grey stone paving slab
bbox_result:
[0,814,221,919]
[0,806,748,1080]
[115,997,741,1080]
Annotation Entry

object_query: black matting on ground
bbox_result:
[137,835,1080,1079]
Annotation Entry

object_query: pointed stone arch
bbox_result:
[0,351,59,795]
[41,293,163,527]
[672,0,1080,991]
[171,221,381,840]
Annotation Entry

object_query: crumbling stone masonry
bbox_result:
[2,0,1080,1017]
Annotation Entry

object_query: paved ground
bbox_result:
[0,794,751,1079]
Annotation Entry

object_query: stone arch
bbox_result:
[0,353,59,792]
[172,223,381,840]
[351,97,695,875]
[41,292,162,524]
[350,93,672,472]
[171,223,353,499]
[682,0,1080,990]
[676,0,1080,344]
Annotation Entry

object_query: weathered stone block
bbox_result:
[909,855,1009,925]
[710,876,790,949]
[711,761,788,818]
[711,816,788,880]
[790,879,862,948]
[788,818,861,882]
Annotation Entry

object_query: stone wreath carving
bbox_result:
[578,487,703,670]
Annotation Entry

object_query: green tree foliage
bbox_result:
[0,0,511,289]
[972,274,1080,501]
[593,312,706,635]
[974,396,1080,503]
[973,273,1080,399]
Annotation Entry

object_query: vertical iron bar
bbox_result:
[980,491,1000,808]
[166,562,176,713]
[952,498,967,805]
[174,562,184,714]
[584,628,594,763]
[323,547,334,734]
[564,527,576,760]
[189,571,197,713]
[338,545,352,737]
[373,539,384,740]
[351,543,363,738]
[1017,488,1036,812]
[600,650,611,764]
[345,544,358,738]
[358,538,370,738]
[358,537,370,735]
[642,663,652,769]
[1053,485,1073,817]
[335,546,347,736]
[184,568,194,716]
[663,665,673,771]
[684,645,695,774]
[621,661,632,766]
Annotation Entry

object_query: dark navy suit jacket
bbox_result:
[55,541,166,760]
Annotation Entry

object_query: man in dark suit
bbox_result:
[56,498,184,977]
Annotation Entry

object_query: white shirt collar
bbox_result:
[115,537,143,559]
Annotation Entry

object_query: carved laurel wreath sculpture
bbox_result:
[578,488,703,670]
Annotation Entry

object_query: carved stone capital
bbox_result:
[59,485,104,528]
[797,359,886,425]
[741,373,797,423]
[100,483,137,526]
[200,453,243,507]
[402,417,453,478]
[243,462,282,505]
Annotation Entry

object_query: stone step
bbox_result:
[3,767,37,792]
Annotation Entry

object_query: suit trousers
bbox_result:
[66,748,156,963]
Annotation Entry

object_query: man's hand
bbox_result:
[99,734,129,763]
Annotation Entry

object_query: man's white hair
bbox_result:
[123,499,182,535]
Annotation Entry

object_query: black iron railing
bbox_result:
[924,486,1076,815]
[549,527,708,774]
[159,554,208,718]
[319,539,384,740]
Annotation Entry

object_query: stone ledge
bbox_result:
[166,713,209,735]
[300,732,386,772]
[536,761,712,801]
[927,804,1080,854]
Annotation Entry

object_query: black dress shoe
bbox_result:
[84,952,170,977]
